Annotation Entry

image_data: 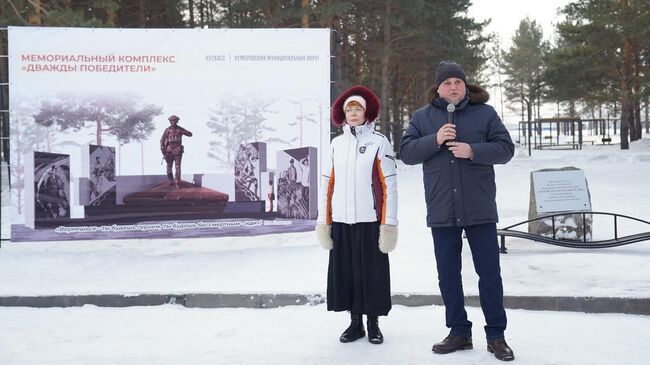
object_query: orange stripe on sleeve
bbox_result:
[326,167,335,225]
[375,156,388,224]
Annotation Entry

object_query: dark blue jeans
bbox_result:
[431,223,507,340]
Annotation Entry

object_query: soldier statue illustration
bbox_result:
[90,156,104,201]
[160,115,193,188]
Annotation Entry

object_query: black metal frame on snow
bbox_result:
[498,211,650,253]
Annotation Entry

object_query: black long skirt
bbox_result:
[327,221,392,316]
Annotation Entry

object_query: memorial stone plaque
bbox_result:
[533,170,591,213]
[528,167,593,241]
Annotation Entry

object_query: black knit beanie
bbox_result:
[435,61,467,89]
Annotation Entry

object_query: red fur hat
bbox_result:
[331,85,380,128]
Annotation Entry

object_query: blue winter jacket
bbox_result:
[399,85,514,227]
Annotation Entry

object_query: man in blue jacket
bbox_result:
[400,61,515,361]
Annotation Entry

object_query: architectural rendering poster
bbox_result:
[8,26,330,241]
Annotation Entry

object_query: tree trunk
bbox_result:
[379,0,391,138]
[523,95,532,122]
[151,0,162,27]
[633,100,641,141]
[107,8,117,25]
[421,69,428,106]
[199,0,205,26]
[645,97,650,134]
[46,127,52,152]
[569,100,576,118]
[520,85,525,122]
[335,21,346,100]
[619,0,632,149]
[96,118,103,146]
[301,0,310,28]
[225,0,233,27]
[526,99,532,124]
[353,16,362,84]
[620,92,631,149]
[353,46,362,84]
[140,142,144,175]
[632,41,641,141]
[495,43,505,121]
[620,37,632,149]
[208,0,214,26]
[188,0,195,27]
[17,183,23,214]
[138,0,146,27]
[391,77,401,153]
[263,5,274,27]
[227,116,231,165]
[28,0,42,25]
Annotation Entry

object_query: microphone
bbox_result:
[447,103,455,124]
[447,103,456,143]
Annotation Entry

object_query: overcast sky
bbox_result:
[465,0,574,123]
[467,0,573,48]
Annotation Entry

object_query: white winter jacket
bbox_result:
[317,122,398,226]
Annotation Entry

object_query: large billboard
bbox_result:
[8,27,330,241]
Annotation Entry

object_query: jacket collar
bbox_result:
[433,93,470,111]
[428,83,490,109]
[343,121,375,138]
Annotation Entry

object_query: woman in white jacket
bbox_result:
[316,85,398,345]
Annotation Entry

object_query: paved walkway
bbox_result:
[1,293,648,315]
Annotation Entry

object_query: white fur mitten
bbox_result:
[378,224,398,253]
[315,224,333,250]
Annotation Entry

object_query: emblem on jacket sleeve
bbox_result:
[359,146,366,154]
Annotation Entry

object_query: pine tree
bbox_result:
[550,0,650,149]
[502,18,548,126]
[33,94,161,146]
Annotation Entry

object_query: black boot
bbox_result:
[339,313,365,343]
[432,334,473,354]
[167,173,174,186]
[487,338,515,361]
[366,315,384,344]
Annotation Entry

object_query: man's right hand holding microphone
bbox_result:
[436,123,456,147]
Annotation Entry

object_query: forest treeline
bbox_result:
[1,0,648,151]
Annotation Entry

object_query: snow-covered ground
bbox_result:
[1,139,649,298]
[2,304,650,365]
[1,138,649,365]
